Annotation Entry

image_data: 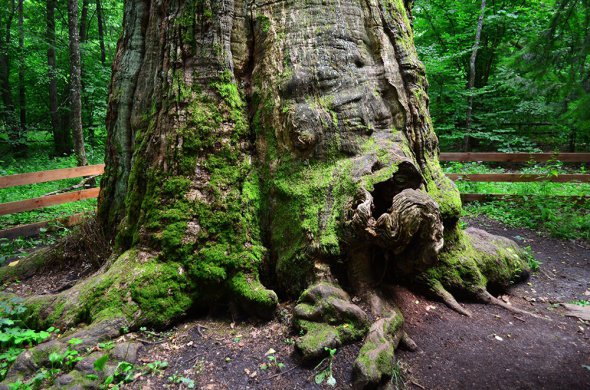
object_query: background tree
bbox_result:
[414,0,590,152]
[68,0,87,166]
[0,0,122,156]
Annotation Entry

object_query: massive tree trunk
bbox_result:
[2,1,532,388]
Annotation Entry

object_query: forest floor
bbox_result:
[2,216,590,389]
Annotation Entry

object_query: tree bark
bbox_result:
[465,0,487,152]
[17,0,25,132]
[96,0,106,64]
[68,0,87,166]
[0,0,18,148]
[2,2,532,388]
[47,0,70,155]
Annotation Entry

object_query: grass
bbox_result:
[443,161,590,241]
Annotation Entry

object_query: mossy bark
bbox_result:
[2,1,532,388]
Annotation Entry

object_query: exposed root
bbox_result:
[400,331,418,352]
[429,280,472,317]
[475,289,544,319]
[1,317,129,386]
[353,309,404,389]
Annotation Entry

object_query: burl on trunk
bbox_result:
[1,1,532,388]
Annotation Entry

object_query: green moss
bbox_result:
[424,227,529,297]
[227,272,278,318]
[256,15,271,33]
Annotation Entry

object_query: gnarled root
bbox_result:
[353,309,407,389]
[293,283,369,361]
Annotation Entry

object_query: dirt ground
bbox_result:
[3,216,590,389]
[127,216,590,390]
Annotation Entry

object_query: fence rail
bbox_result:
[446,173,590,183]
[0,164,105,189]
[0,153,588,239]
[440,152,590,163]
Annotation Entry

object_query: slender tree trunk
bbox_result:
[17,0,25,132]
[96,0,106,64]
[47,0,70,155]
[79,0,95,148]
[79,0,89,43]
[464,0,486,152]
[0,0,17,144]
[68,0,87,166]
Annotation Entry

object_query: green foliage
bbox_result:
[414,0,590,152]
[0,0,121,153]
[101,361,135,389]
[0,298,54,381]
[167,373,195,388]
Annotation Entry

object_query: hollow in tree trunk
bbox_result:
[2,1,533,388]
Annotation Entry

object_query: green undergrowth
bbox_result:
[0,139,104,230]
[444,162,590,240]
[0,298,56,382]
[0,224,71,266]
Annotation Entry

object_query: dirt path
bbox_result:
[128,217,589,389]
[396,216,590,390]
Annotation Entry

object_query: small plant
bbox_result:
[168,373,195,388]
[522,246,540,272]
[569,300,590,307]
[0,298,55,381]
[390,360,406,390]
[314,347,337,387]
[101,361,136,389]
[260,349,285,371]
[145,360,169,374]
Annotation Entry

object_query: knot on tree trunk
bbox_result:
[345,186,444,274]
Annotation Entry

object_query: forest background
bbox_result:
[0,0,588,261]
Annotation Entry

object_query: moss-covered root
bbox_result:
[1,317,127,386]
[422,227,537,317]
[293,283,369,361]
[18,249,194,330]
[17,249,279,331]
[353,309,404,389]
[227,272,278,319]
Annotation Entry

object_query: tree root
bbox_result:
[353,309,404,389]
[475,289,543,319]
[428,280,472,317]
[293,283,368,361]
[1,317,131,387]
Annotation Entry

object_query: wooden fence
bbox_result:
[0,153,588,239]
